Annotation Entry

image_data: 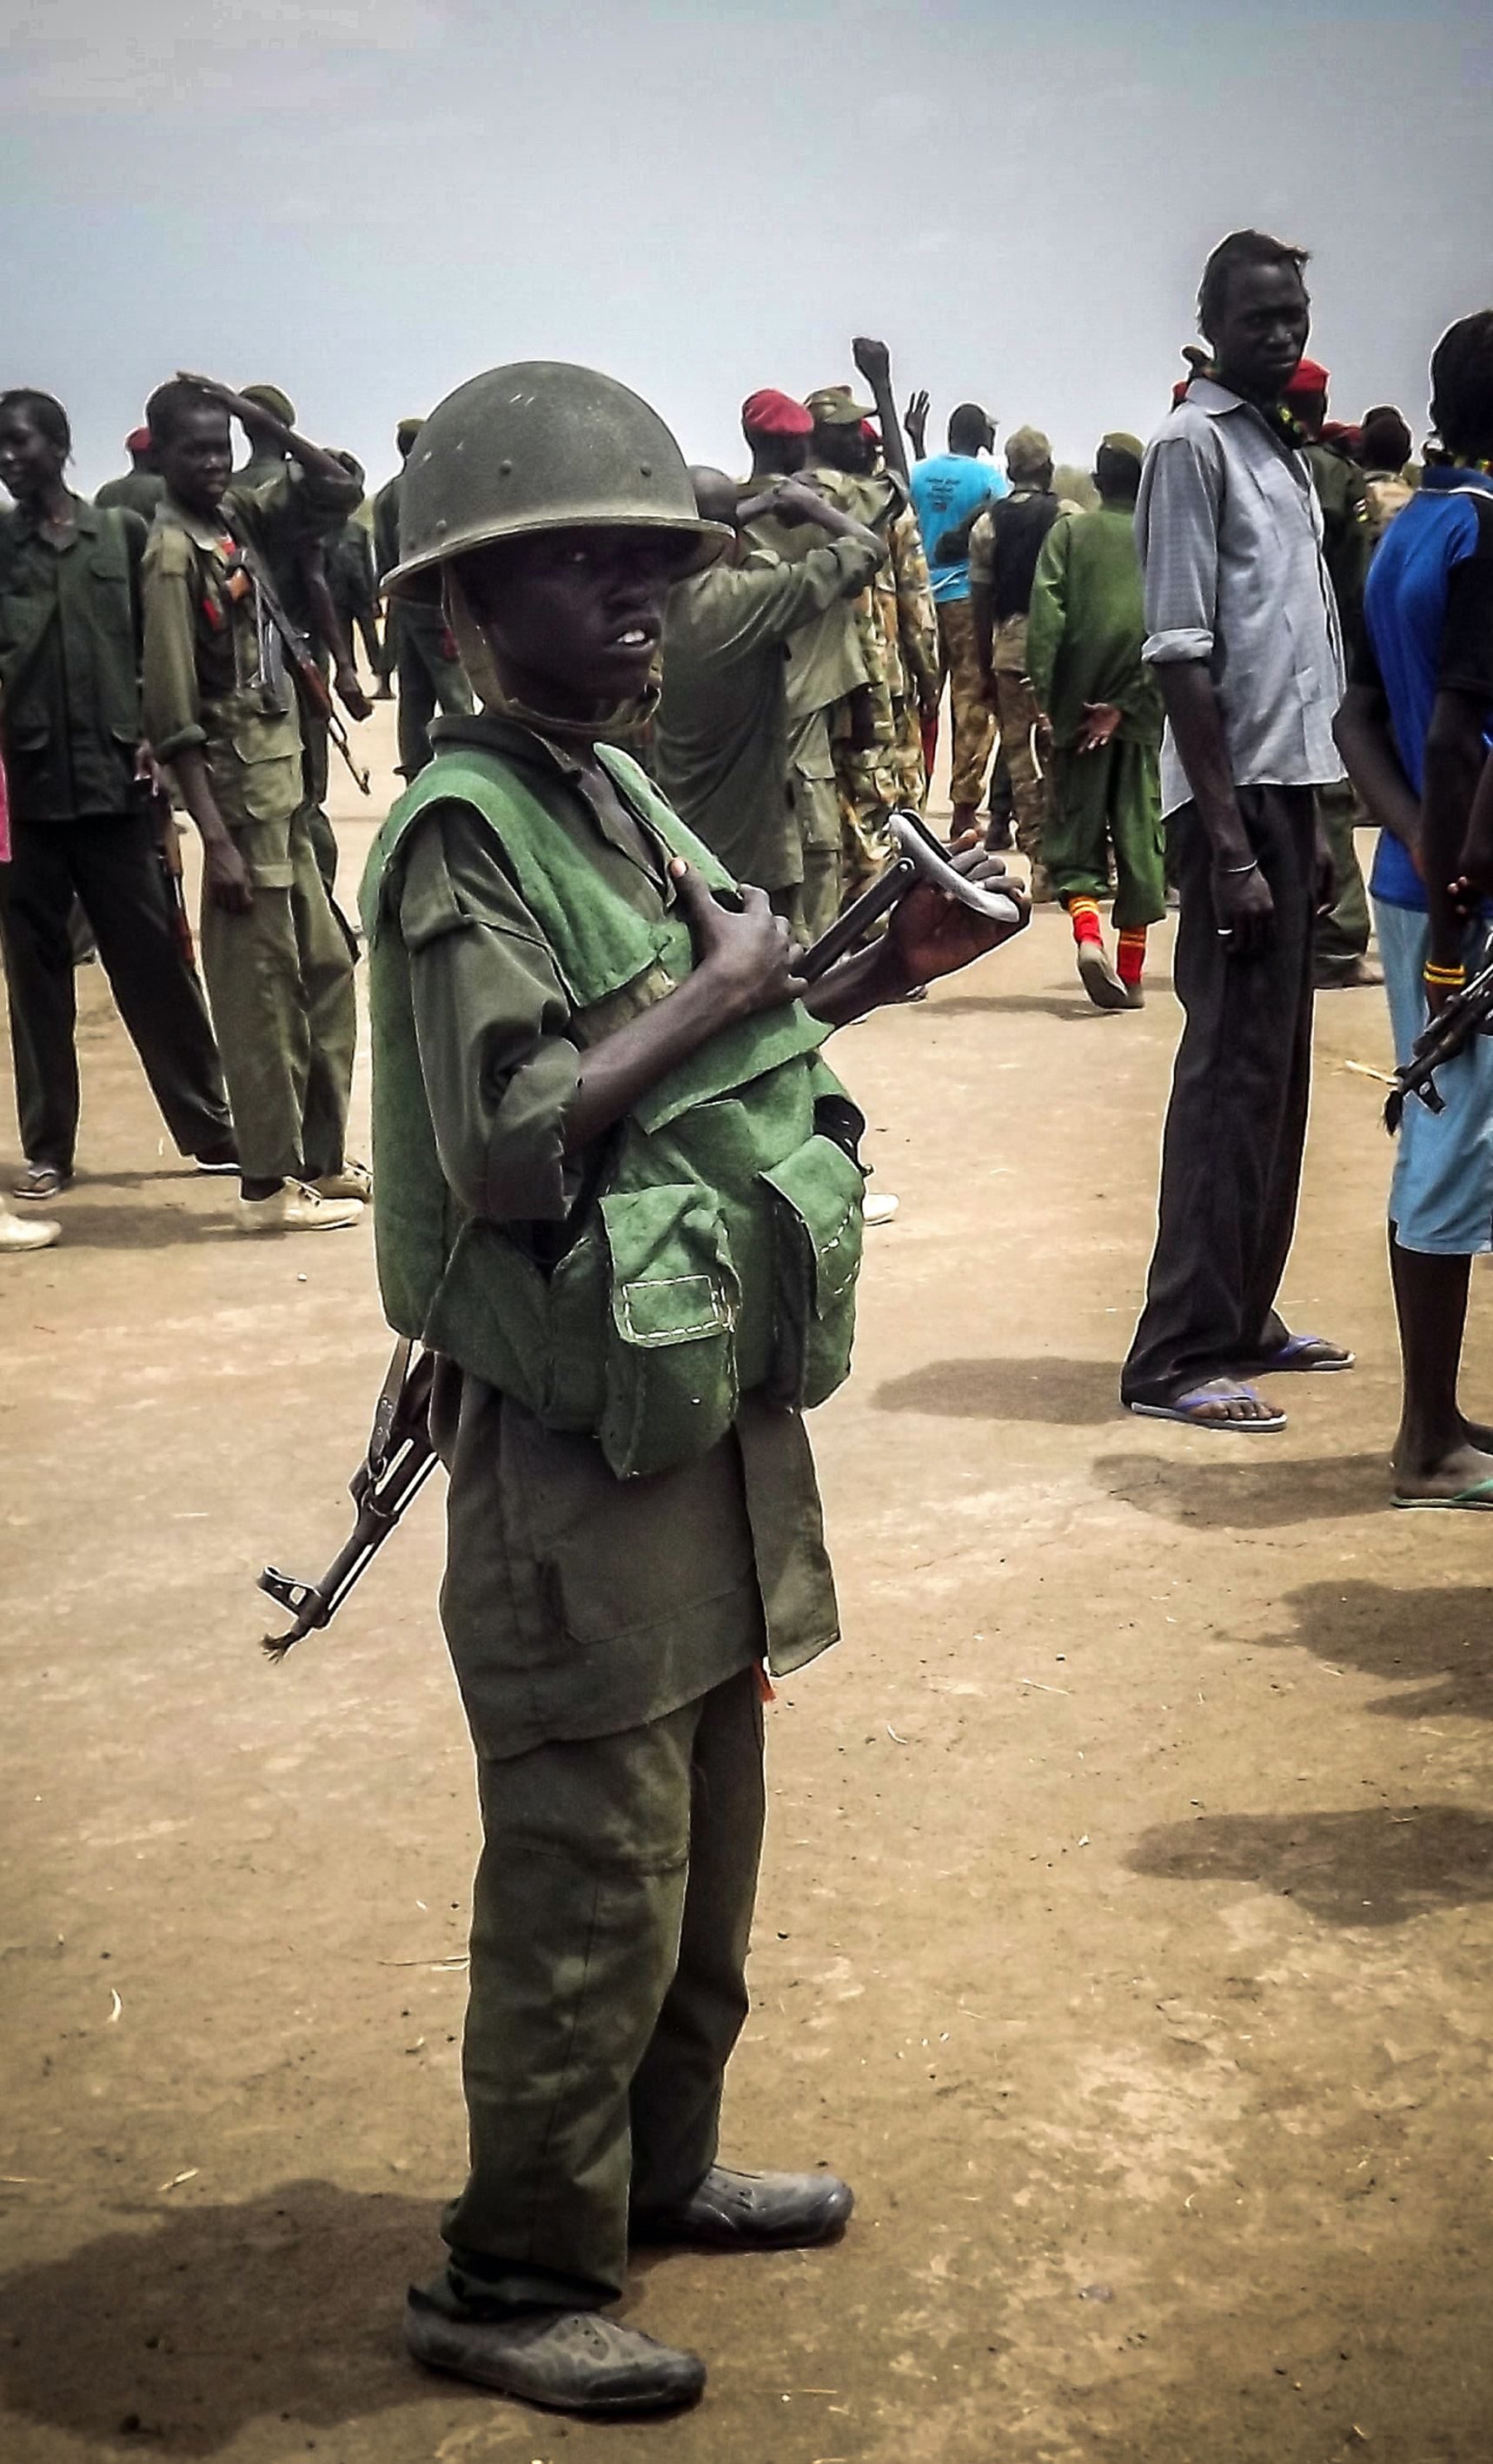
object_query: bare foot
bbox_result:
[1390,1438,1493,1502]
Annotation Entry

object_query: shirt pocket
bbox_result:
[596,1182,740,1480]
[211,707,302,831]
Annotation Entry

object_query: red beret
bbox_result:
[125,427,151,455]
[741,389,813,438]
[1284,356,1330,398]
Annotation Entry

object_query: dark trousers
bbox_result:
[1121,785,1317,1406]
[442,1668,766,2310]
[0,814,230,1172]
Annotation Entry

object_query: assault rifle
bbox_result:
[259,1339,438,1658]
[227,547,372,798]
[1384,930,1493,1132]
[256,820,1024,1655]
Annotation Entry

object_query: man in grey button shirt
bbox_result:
[1121,229,1353,1430]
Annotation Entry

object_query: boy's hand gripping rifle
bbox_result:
[259,1338,438,1658]
[255,820,1020,1657]
[793,807,1024,981]
[1384,928,1493,1132]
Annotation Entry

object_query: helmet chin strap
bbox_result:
[441,570,658,747]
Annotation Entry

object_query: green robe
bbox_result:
[1025,502,1162,750]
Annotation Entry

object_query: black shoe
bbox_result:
[631,2164,854,2251]
[404,2284,705,2417]
[984,820,1012,853]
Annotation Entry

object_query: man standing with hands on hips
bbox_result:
[1120,229,1353,1431]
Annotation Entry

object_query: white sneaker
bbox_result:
[311,1159,373,1202]
[863,1192,900,1227]
[0,1201,60,1252]
[236,1179,364,1234]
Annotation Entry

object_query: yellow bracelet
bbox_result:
[1423,962,1466,986]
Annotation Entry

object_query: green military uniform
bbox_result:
[232,445,353,893]
[327,514,382,677]
[94,470,165,521]
[141,462,362,1186]
[362,709,856,2307]
[1304,440,1375,981]
[1025,501,1165,927]
[967,463,1073,892]
[811,468,939,899]
[372,470,475,777]
[741,503,873,939]
[653,533,883,939]
[0,493,231,1176]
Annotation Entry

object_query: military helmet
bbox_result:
[388,361,728,597]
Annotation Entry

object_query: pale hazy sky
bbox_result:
[5,0,1491,498]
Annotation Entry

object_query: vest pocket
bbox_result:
[760,1132,866,1410]
[598,1185,740,1479]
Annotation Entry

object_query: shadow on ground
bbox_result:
[1127,1801,1493,1926]
[0,2181,446,2452]
[925,990,1111,1021]
[45,1201,236,1250]
[1251,1577,1493,1722]
[872,1355,1120,1425]
[1092,1449,1387,1528]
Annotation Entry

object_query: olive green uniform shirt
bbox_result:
[653,535,881,890]
[141,462,362,840]
[386,714,840,1758]
[1026,503,1164,749]
[0,495,148,822]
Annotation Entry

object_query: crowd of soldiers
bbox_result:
[0,326,1430,1263]
[5,239,1493,2427]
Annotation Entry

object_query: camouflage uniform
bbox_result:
[812,469,939,900]
[967,475,1078,894]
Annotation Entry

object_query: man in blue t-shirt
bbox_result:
[906,399,1009,834]
[1335,309,1493,1506]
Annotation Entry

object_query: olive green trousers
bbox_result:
[1044,737,1167,932]
[1312,778,1371,975]
[441,1665,766,2310]
[198,801,357,1184]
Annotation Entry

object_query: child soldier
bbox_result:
[141,375,368,1231]
[360,362,1027,2417]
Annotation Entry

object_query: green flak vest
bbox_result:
[360,741,866,1480]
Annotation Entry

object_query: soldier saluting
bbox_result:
[358,362,1027,2416]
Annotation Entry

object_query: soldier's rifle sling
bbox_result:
[236,543,373,798]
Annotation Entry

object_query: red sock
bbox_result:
[1116,926,1147,986]
[1068,897,1102,947]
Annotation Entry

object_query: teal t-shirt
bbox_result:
[909,455,1009,603]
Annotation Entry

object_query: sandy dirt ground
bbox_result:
[4,705,1493,2464]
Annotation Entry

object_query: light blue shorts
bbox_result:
[1376,897,1493,1254]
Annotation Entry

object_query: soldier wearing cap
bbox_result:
[373,415,475,776]
[805,384,939,898]
[961,425,1071,900]
[739,390,870,933]
[358,359,1025,2416]
[1026,434,1165,1006]
[94,428,164,522]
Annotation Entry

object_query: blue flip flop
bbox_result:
[1242,1334,1355,1373]
[1128,1381,1286,1432]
